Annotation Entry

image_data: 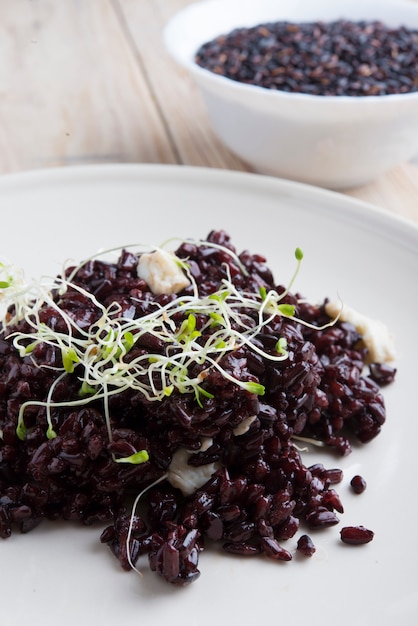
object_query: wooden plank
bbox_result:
[112,0,251,171]
[0,0,177,174]
[346,163,418,223]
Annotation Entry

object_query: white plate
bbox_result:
[0,164,417,626]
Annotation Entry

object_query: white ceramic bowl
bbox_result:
[165,0,418,189]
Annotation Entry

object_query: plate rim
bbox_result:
[1,162,417,248]
[0,161,416,624]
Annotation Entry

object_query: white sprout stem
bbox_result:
[45,371,67,437]
[292,434,326,448]
[126,473,169,576]
[101,380,113,444]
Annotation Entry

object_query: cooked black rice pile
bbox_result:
[0,230,395,585]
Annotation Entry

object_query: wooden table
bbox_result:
[1,0,417,223]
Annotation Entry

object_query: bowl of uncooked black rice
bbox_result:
[0,229,396,586]
[164,0,418,188]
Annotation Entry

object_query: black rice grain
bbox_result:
[296,534,316,556]
[350,475,367,494]
[340,525,374,544]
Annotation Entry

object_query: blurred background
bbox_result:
[0,0,417,219]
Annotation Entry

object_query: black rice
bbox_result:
[195,20,418,96]
[0,230,395,585]
[340,525,374,544]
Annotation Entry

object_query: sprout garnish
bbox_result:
[114,450,150,465]
[0,240,335,466]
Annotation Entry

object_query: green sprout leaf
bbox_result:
[208,290,229,303]
[276,337,288,355]
[114,330,136,359]
[23,341,38,355]
[120,330,135,354]
[16,420,27,441]
[175,257,190,272]
[62,347,79,373]
[114,450,149,465]
[46,426,57,440]
[194,385,215,408]
[177,313,200,343]
[295,247,304,261]
[78,381,97,397]
[209,312,225,327]
[259,286,267,301]
[277,303,296,317]
[243,381,265,396]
